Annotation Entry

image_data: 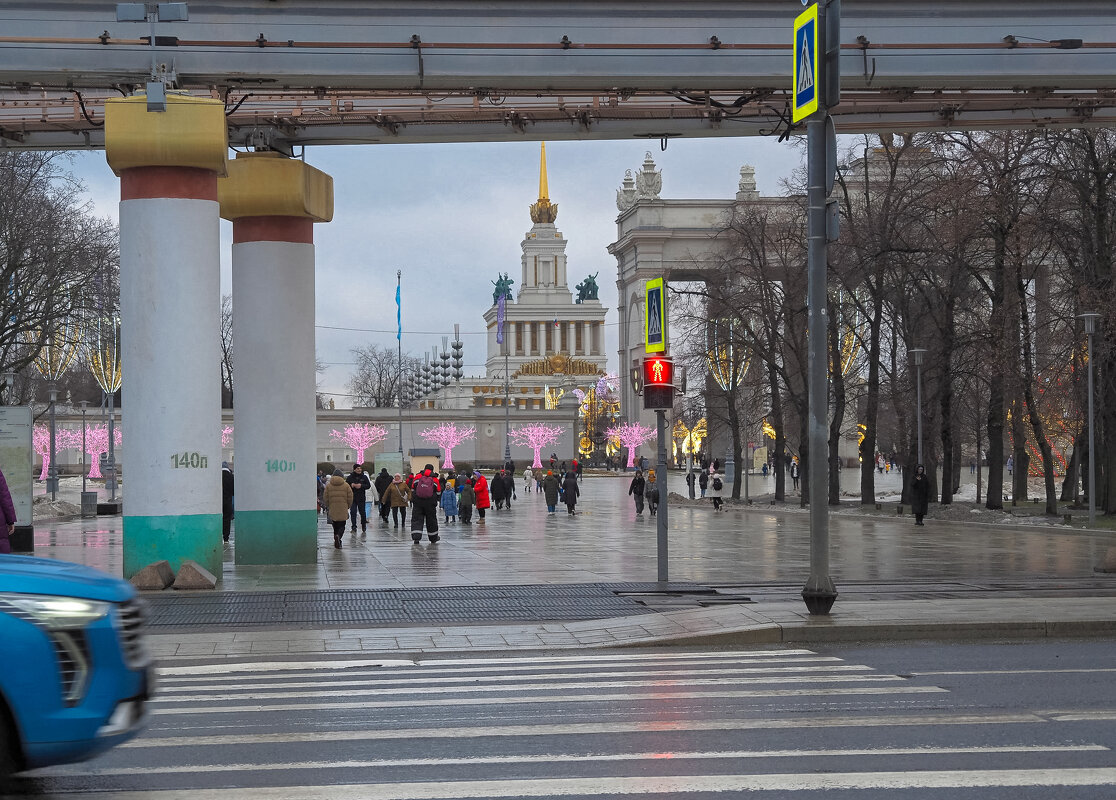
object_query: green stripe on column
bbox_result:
[123,514,222,579]
[233,509,319,565]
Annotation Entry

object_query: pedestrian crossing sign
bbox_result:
[644,277,666,353]
[792,3,819,123]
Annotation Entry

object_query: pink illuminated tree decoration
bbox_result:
[607,421,656,468]
[508,422,564,469]
[329,423,388,464]
[418,423,476,470]
[84,424,122,479]
[221,426,234,448]
[33,424,81,481]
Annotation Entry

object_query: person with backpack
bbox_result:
[410,464,441,543]
[709,470,724,511]
[628,469,646,515]
[698,469,708,498]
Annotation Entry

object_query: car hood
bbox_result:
[0,555,135,603]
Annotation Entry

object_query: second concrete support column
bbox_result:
[220,153,333,564]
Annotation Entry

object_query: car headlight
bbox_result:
[0,594,111,630]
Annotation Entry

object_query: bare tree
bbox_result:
[348,344,421,408]
[220,294,233,408]
[0,152,119,400]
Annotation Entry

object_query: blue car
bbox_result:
[0,555,153,781]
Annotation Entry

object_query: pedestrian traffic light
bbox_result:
[642,355,674,410]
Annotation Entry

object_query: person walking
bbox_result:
[646,468,660,516]
[542,470,560,513]
[221,461,234,542]
[708,469,724,511]
[685,469,696,499]
[458,479,475,524]
[383,473,410,528]
[323,469,353,548]
[502,470,517,509]
[473,471,491,522]
[790,459,800,491]
[0,465,17,554]
[523,467,534,494]
[410,464,441,543]
[374,467,393,523]
[628,469,646,515]
[910,463,930,526]
[698,469,708,498]
[562,470,580,515]
[346,463,371,534]
[491,469,507,510]
[440,472,459,523]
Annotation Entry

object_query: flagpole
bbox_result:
[397,270,403,456]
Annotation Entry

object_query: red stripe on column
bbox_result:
[120,167,218,201]
[233,216,315,244]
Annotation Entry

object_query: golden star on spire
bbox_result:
[530,142,558,223]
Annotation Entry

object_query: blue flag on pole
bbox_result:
[496,293,506,344]
[395,285,401,340]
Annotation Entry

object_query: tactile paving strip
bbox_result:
[142,582,708,629]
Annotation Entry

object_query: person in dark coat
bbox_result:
[910,463,930,525]
[491,470,508,510]
[374,467,393,523]
[542,470,560,513]
[0,466,17,554]
[562,470,580,515]
[346,464,371,533]
[458,479,476,524]
[698,469,708,498]
[221,462,234,542]
[685,469,696,499]
[628,469,646,515]
[501,470,517,509]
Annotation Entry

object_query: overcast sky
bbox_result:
[69,135,804,407]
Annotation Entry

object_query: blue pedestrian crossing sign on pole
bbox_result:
[792,3,819,123]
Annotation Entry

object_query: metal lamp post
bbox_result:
[1079,313,1100,528]
[78,400,89,494]
[47,384,59,500]
[908,348,927,466]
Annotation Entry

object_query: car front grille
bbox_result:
[115,598,150,668]
[50,630,91,705]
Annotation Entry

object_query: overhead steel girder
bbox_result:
[0,0,1113,149]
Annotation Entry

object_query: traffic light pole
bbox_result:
[801,0,838,616]
[656,408,668,582]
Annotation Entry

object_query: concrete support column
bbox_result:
[105,95,228,578]
[219,153,333,564]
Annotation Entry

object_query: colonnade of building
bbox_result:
[105,94,332,577]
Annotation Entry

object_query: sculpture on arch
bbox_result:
[574,273,599,304]
[492,272,515,304]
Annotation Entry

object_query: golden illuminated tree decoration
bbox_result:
[706,318,749,390]
[672,418,707,461]
[26,321,81,383]
[89,318,122,394]
[575,374,621,457]
[762,417,777,440]
[829,288,867,378]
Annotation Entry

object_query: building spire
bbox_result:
[529,141,558,223]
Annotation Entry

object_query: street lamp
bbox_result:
[78,400,89,494]
[908,348,927,466]
[47,384,58,500]
[1079,313,1100,528]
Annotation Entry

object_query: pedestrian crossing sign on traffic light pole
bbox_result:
[644,276,666,353]
[792,3,819,123]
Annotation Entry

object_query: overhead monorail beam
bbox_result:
[0,0,1113,149]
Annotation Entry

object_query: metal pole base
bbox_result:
[801,578,838,616]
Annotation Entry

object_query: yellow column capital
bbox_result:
[218,152,333,223]
[105,94,228,176]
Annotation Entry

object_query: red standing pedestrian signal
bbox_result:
[642,355,674,410]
